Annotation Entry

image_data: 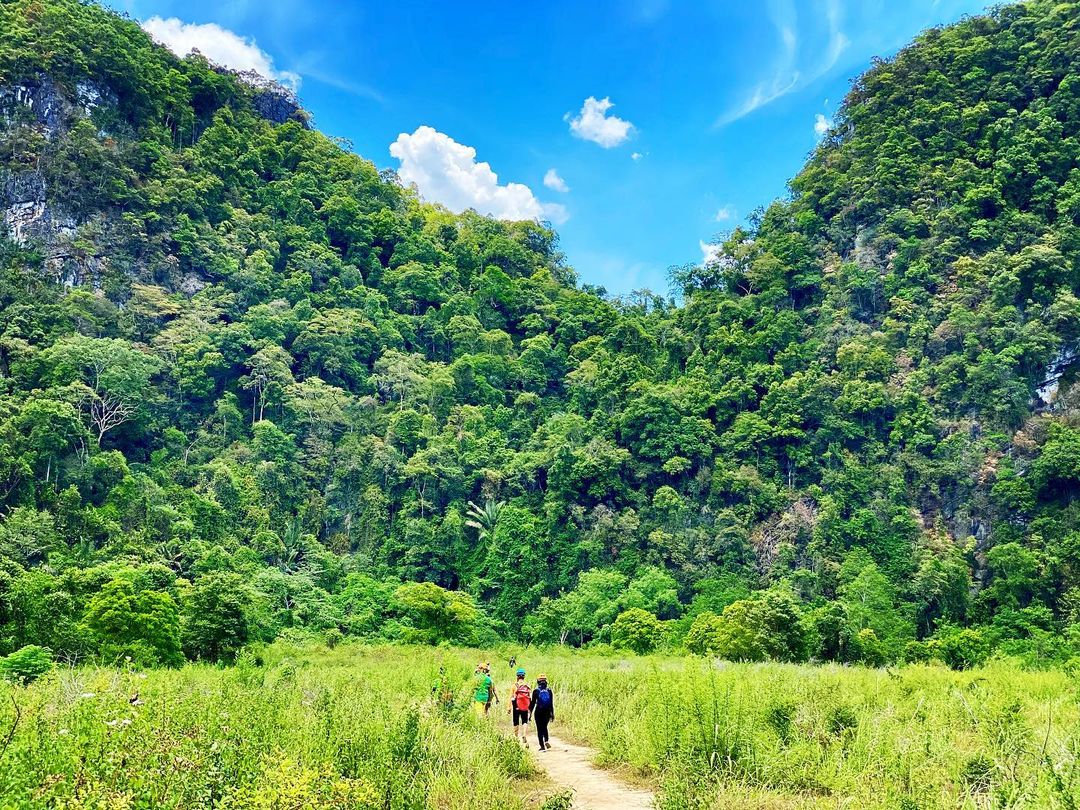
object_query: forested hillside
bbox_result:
[1,0,1079,669]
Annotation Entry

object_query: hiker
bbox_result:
[472,662,499,716]
[531,673,555,751]
[507,668,532,745]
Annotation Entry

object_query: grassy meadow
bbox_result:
[0,643,1077,809]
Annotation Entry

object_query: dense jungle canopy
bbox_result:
[1,0,1079,669]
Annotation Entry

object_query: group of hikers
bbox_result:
[434,657,556,751]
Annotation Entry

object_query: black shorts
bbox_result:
[512,708,530,726]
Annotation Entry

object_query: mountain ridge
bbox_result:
[0,0,1078,669]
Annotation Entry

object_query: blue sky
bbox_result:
[111,0,992,296]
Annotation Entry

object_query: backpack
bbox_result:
[514,681,531,711]
[535,687,553,711]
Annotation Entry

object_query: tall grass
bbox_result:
[2,644,1077,809]
[0,643,534,809]
[521,650,1080,809]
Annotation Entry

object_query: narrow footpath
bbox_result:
[531,734,654,810]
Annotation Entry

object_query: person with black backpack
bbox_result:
[507,667,532,746]
[531,673,555,751]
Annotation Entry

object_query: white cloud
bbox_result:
[631,151,644,161]
[567,97,635,148]
[389,126,568,224]
[814,113,832,137]
[715,204,736,222]
[543,168,570,193]
[700,240,723,266]
[142,16,300,90]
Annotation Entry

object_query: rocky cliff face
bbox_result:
[233,70,309,128]
[0,75,93,283]
[1,170,98,287]
[0,68,306,288]
[1035,342,1080,412]
[0,73,117,138]
[1,171,76,249]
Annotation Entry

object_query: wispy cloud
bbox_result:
[716,0,849,126]
[632,0,670,23]
[717,3,800,126]
[821,0,851,71]
[714,204,737,221]
[300,66,383,102]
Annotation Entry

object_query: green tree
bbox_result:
[333,574,396,636]
[622,566,682,619]
[44,336,161,444]
[979,543,1043,614]
[611,608,664,654]
[83,579,182,666]
[181,573,255,661]
[555,569,627,646]
[392,581,480,644]
[839,561,914,663]
[685,589,809,662]
[464,499,504,542]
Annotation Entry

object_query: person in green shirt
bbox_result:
[471,662,499,716]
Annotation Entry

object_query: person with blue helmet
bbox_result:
[508,666,532,745]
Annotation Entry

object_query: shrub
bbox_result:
[392,582,481,645]
[683,589,809,662]
[0,645,53,684]
[182,572,255,661]
[929,626,990,670]
[962,754,994,793]
[903,640,932,663]
[852,628,886,667]
[611,608,664,654]
[540,790,575,810]
[685,611,724,655]
[765,699,797,743]
[83,579,183,667]
[826,704,859,737]
[219,755,379,809]
[325,628,344,649]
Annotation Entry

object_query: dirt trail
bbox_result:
[531,733,654,810]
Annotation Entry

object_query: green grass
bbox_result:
[539,651,1080,808]
[0,644,534,809]
[1,644,1078,808]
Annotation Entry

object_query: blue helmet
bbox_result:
[516,668,526,676]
